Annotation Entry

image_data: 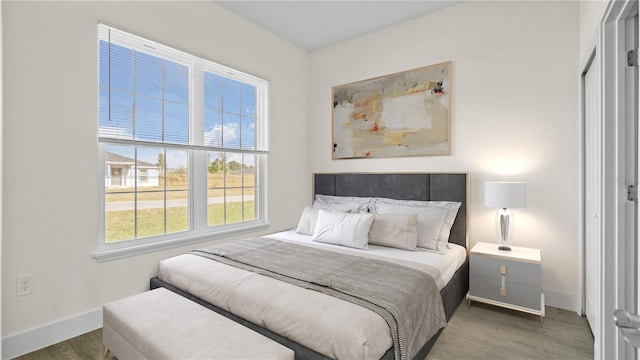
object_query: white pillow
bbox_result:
[373,198,461,244]
[313,194,374,214]
[434,201,462,244]
[374,203,447,253]
[369,214,418,251]
[295,206,321,235]
[295,206,351,235]
[312,210,375,249]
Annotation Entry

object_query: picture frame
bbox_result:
[332,61,451,159]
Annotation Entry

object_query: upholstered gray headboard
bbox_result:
[313,173,468,249]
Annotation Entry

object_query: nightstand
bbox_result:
[467,242,545,325]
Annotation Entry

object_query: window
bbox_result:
[96,25,268,261]
[139,169,148,183]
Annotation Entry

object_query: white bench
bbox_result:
[103,287,294,360]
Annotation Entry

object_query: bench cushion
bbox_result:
[103,287,294,360]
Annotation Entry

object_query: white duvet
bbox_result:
[158,230,466,360]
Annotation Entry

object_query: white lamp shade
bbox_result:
[485,181,527,208]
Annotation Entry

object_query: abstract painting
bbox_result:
[332,62,451,159]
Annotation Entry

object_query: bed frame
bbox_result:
[150,172,469,360]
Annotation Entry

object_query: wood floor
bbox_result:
[15,301,593,360]
[428,302,593,359]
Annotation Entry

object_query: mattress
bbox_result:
[158,231,467,359]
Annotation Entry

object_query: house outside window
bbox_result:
[96,24,268,261]
[105,152,158,188]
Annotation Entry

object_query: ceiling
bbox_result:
[214,1,463,51]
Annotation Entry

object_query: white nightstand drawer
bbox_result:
[470,275,541,310]
[471,254,540,287]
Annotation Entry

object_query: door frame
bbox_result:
[601,0,639,359]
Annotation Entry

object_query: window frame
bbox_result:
[94,24,269,262]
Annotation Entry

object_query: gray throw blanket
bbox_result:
[192,238,446,360]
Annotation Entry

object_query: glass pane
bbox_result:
[151,149,166,188]
[225,189,243,224]
[105,145,135,190]
[207,152,227,182]
[204,109,223,147]
[226,153,243,176]
[241,116,256,150]
[223,113,240,149]
[99,40,110,90]
[166,190,188,234]
[100,90,133,139]
[99,88,110,130]
[223,78,241,115]
[242,154,256,187]
[241,84,256,117]
[207,188,225,226]
[109,43,133,93]
[225,163,242,197]
[243,188,256,221]
[105,192,135,243]
[164,102,189,144]
[204,72,223,111]
[135,95,162,141]
[136,189,165,239]
[166,149,189,191]
[136,146,162,188]
[134,51,162,98]
[164,61,189,103]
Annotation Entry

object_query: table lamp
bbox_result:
[484,181,527,251]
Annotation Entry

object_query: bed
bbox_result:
[150,173,469,360]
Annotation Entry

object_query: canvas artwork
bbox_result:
[332,62,451,159]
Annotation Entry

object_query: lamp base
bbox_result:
[496,208,514,252]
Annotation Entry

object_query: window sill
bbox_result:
[93,222,270,262]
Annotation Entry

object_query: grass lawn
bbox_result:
[106,201,255,242]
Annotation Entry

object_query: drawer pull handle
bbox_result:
[500,265,507,275]
[500,287,506,297]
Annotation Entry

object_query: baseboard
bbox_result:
[543,288,579,313]
[2,308,102,360]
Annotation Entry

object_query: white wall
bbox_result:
[2,1,309,357]
[309,1,580,310]
[579,0,609,59]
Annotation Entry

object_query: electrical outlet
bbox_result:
[16,275,33,296]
